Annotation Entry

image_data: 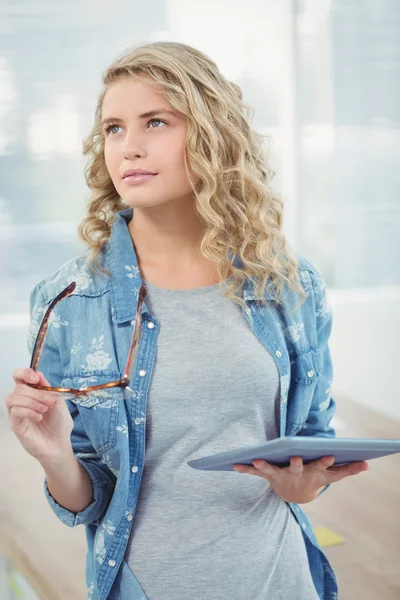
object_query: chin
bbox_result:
[122,196,172,209]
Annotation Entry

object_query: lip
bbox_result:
[123,173,156,185]
[122,168,157,178]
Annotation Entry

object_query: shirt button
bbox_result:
[245,307,251,315]
[139,369,147,377]
[131,465,139,473]
[301,522,307,530]
[134,417,142,425]
[307,370,314,378]
[276,350,282,358]
[126,514,133,522]
[147,321,155,329]
[108,559,116,567]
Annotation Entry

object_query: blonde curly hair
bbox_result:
[79,41,306,312]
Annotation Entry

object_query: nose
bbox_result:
[122,129,146,159]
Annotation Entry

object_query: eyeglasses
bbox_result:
[26,280,147,398]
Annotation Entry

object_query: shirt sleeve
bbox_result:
[28,280,116,527]
[295,266,336,497]
[296,265,337,439]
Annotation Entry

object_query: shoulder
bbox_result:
[284,253,329,303]
[29,247,111,311]
[294,254,332,325]
[295,254,325,289]
[274,252,331,324]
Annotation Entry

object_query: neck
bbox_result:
[128,203,206,266]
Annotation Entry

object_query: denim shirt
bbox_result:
[28,208,338,600]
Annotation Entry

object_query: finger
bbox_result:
[309,455,336,473]
[326,461,369,482]
[13,384,59,406]
[252,459,279,476]
[12,368,40,386]
[12,369,51,388]
[233,464,270,478]
[9,406,43,424]
[345,461,369,476]
[35,371,52,388]
[287,456,304,476]
[6,394,51,416]
[326,461,368,474]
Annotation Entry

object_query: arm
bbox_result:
[28,281,116,527]
[233,264,368,501]
[40,445,95,514]
[41,401,116,527]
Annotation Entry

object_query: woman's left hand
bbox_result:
[233,455,369,504]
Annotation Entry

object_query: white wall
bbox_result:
[329,287,400,421]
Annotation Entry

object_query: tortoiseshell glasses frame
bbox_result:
[26,281,147,396]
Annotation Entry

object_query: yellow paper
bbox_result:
[314,526,345,548]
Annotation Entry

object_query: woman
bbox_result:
[6,41,367,600]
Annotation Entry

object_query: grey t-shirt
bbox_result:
[125,280,318,600]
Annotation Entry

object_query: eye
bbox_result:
[104,123,122,135]
[146,118,167,129]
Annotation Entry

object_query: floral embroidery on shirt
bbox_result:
[319,398,330,411]
[48,311,69,328]
[320,381,333,411]
[94,520,116,565]
[66,267,92,291]
[27,305,68,351]
[101,454,119,477]
[44,255,93,294]
[132,286,141,300]
[124,265,140,279]
[94,530,106,565]
[87,582,95,600]
[117,424,128,436]
[280,374,289,409]
[325,381,332,398]
[95,395,118,409]
[316,293,332,319]
[84,350,113,371]
[299,269,313,294]
[81,336,113,371]
[77,375,98,387]
[284,322,304,343]
[103,519,116,536]
[27,305,46,351]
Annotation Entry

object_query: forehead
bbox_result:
[102,76,169,116]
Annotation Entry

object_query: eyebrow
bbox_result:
[101,109,178,126]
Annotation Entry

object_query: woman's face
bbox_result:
[102,76,196,209]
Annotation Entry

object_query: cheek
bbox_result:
[104,147,121,185]
[160,144,194,187]
[104,145,116,171]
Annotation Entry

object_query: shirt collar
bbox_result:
[106,208,142,324]
[105,207,276,323]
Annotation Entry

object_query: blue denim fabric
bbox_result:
[28,208,338,600]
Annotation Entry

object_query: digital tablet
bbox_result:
[187,437,400,471]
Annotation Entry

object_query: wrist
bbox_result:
[280,488,322,504]
[37,443,75,473]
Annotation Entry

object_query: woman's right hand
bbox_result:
[6,368,74,463]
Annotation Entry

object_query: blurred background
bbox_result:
[0,0,399,599]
